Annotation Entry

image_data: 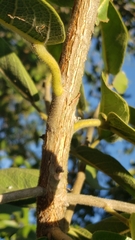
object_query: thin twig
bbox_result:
[65,163,86,224]
[0,187,45,204]
[68,193,135,214]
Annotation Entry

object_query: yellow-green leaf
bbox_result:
[113,71,128,94]
[100,1,128,74]
[0,38,39,102]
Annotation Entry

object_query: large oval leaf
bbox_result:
[0,168,39,194]
[0,0,65,44]
[0,38,39,102]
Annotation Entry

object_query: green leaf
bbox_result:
[113,71,128,94]
[0,0,65,45]
[100,1,128,74]
[92,231,131,240]
[14,225,36,240]
[99,73,129,141]
[86,214,129,234]
[0,168,39,194]
[107,112,135,145]
[68,226,92,240]
[0,205,25,238]
[77,84,87,112]
[129,213,135,240]
[46,0,74,7]
[0,38,39,102]
[72,146,135,197]
[100,73,129,121]
[98,0,109,23]
[85,165,107,190]
[129,106,135,127]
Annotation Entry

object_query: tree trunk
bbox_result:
[36,0,100,238]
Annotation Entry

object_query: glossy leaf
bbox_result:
[72,146,135,197]
[0,38,39,102]
[113,71,128,94]
[100,1,128,74]
[0,0,65,45]
[0,168,39,194]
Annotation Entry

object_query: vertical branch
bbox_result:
[36,0,100,238]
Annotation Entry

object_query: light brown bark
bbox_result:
[36,0,100,238]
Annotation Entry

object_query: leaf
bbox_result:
[129,213,135,240]
[0,38,39,102]
[68,226,92,240]
[98,0,109,23]
[100,73,129,122]
[46,0,74,7]
[14,225,36,240]
[113,71,128,94]
[92,231,131,240]
[129,106,135,127]
[99,73,129,141]
[0,205,25,238]
[0,0,65,45]
[100,1,128,74]
[85,165,107,190]
[0,168,39,194]
[107,112,135,145]
[72,146,135,197]
[86,214,129,234]
[77,84,87,112]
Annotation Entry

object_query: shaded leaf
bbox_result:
[129,213,135,240]
[0,168,39,194]
[113,71,128,94]
[0,0,65,44]
[85,165,107,190]
[77,84,87,112]
[129,106,135,127]
[0,38,39,102]
[100,1,128,74]
[14,225,36,240]
[92,231,131,240]
[86,214,129,234]
[72,146,135,197]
